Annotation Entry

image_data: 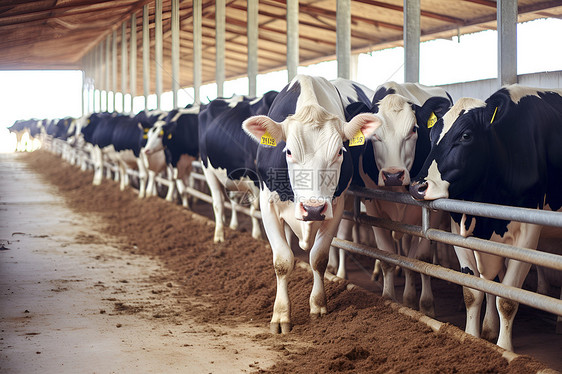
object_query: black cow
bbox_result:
[409,85,562,351]
[143,105,201,206]
[198,91,278,243]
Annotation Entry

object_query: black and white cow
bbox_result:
[198,91,278,242]
[242,75,381,333]
[135,110,170,198]
[409,85,562,351]
[339,81,452,316]
[143,105,201,206]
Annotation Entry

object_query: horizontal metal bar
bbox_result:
[343,211,562,272]
[347,186,562,228]
[332,238,562,317]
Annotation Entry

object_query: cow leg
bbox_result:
[371,226,397,301]
[92,146,103,185]
[165,167,176,202]
[228,197,239,230]
[408,236,435,317]
[260,197,294,334]
[309,200,345,318]
[176,155,194,208]
[250,189,262,240]
[453,244,484,338]
[328,218,353,279]
[402,236,418,311]
[495,259,532,351]
[136,158,148,198]
[202,167,226,243]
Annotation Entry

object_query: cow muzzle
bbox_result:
[409,180,428,200]
[300,201,327,221]
[381,168,407,186]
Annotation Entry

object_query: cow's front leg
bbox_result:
[271,238,294,334]
[454,245,483,338]
[496,259,532,351]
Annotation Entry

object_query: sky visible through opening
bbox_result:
[1,18,561,152]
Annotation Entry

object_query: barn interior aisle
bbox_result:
[0,152,279,373]
[0,150,558,373]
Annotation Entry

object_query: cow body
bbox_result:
[198,92,277,242]
[243,75,381,333]
[144,106,200,206]
[343,81,452,316]
[409,85,562,351]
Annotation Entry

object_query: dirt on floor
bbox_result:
[15,150,555,374]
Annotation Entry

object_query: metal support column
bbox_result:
[336,0,351,79]
[171,0,180,108]
[143,4,150,110]
[112,30,117,112]
[286,0,299,82]
[130,13,137,113]
[155,0,163,110]
[498,0,518,86]
[404,0,420,83]
[121,22,128,112]
[105,36,110,112]
[215,0,225,98]
[193,0,202,104]
[247,0,258,97]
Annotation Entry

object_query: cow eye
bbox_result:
[338,148,344,156]
[412,125,418,133]
[286,149,292,156]
[460,132,472,142]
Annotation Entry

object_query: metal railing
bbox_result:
[45,137,562,317]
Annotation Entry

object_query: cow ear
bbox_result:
[242,115,284,145]
[485,90,511,125]
[344,113,382,142]
[414,97,452,129]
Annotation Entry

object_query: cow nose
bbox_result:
[382,169,405,186]
[144,148,151,155]
[409,180,428,200]
[301,202,327,221]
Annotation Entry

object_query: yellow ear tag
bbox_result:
[427,112,437,128]
[159,130,164,136]
[167,133,172,140]
[142,134,148,139]
[260,131,277,147]
[490,106,498,124]
[349,129,365,147]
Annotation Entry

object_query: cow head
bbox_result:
[243,106,381,221]
[409,97,497,200]
[143,120,167,155]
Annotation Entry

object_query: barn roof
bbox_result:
[1,0,561,92]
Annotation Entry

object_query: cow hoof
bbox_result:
[270,322,291,334]
[481,327,498,343]
[403,295,417,311]
[420,302,436,318]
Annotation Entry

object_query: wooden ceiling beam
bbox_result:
[353,0,465,25]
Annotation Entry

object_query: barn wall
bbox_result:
[438,70,562,101]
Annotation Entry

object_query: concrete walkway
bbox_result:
[0,153,277,374]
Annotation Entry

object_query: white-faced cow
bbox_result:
[242,75,381,333]
[409,85,562,351]
[341,81,452,317]
[135,110,170,198]
[143,105,200,206]
[198,91,278,243]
